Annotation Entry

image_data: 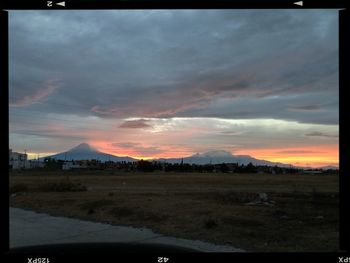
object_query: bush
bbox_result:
[39,179,87,192]
[217,191,262,203]
[204,218,218,229]
[80,199,114,210]
[110,207,134,217]
[10,183,28,194]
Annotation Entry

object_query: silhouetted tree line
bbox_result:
[42,157,337,174]
[43,158,64,170]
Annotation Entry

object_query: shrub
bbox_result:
[10,183,28,194]
[204,218,218,229]
[87,208,95,215]
[110,207,134,217]
[39,179,87,192]
[80,199,114,210]
[218,191,262,203]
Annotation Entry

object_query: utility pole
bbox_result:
[24,149,27,169]
[64,152,69,181]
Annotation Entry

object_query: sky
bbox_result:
[9,10,339,167]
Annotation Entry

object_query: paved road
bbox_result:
[10,207,244,252]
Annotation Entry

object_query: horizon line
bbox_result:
[10,148,338,169]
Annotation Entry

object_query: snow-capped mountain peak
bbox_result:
[41,143,297,168]
[40,143,136,162]
[199,150,233,158]
[69,143,98,153]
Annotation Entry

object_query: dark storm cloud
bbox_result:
[10,79,61,107]
[305,132,338,138]
[181,93,338,125]
[119,119,151,129]
[9,10,338,124]
[289,105,322,111]
[12,130,85,141]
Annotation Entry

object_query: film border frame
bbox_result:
[1,1,349,262]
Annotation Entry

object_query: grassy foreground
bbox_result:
[9,170,339,252]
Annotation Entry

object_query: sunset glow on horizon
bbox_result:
[9,10,339,168]
[26,141,338,168]
[95,144,339,168]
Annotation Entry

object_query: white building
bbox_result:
[62,161,88,170]
[9,149,30,169]
[29,159,45,169]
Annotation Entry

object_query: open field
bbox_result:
[9,170,339,252]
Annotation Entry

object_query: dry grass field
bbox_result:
[9,170,339,252]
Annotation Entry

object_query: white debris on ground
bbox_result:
[244,192,275,206]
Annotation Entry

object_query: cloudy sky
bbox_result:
[9,10,339,167]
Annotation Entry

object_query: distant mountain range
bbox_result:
[155,150,294,167]
[316,165,339,170]
[40,143,338,170]
[41,143,294,167]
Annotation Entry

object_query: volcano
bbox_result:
[41,143,137,162]
[156,150,293,167]
[42,144,298,168]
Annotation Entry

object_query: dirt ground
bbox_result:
[9,170,339,252]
